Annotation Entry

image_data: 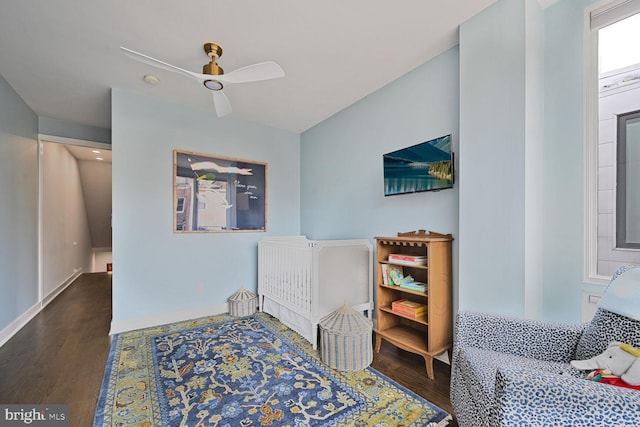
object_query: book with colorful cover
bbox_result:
[393,305,426,318]
[381,263,390,285]
[399,282,427,292]
[387,264,404,285]
[391,299,427,317]
[388,254,427,266]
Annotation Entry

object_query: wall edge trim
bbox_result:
[0,271,82,349]
[0,303,41,349]
[42,270,82,308]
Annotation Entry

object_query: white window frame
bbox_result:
[584,0,640,284]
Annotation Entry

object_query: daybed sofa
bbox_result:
[450,266,640,426]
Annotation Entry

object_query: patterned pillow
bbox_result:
[574,308,640,360]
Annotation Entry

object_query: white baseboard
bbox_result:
[42,270,82,308]
[109,303,230,335]
[0,302,42,348]
[0,270,83,349]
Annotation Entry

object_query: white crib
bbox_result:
[258,236,373,349]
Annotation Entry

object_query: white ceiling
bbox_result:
[0,0,500,134]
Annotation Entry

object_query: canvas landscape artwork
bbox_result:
[383,134,453,196]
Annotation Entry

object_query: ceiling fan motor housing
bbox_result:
[203,62,223,76]
[203,42,224,75]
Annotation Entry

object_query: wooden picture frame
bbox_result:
[173,149,267,232]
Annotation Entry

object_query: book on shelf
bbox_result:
[381,264,389,285]
[391,299,427,317]
[399,281,427,292]
[387,264,404,285]
[385,265,423,289]
[388,253,427,266]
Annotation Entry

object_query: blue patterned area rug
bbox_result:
[94,313,451,426]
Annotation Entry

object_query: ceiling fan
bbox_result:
[120,43,285,118]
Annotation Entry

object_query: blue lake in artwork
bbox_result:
[384,164,451,196]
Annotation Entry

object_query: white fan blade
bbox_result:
[212,91,232,117]
[217,61,285,84]
[120,46,205,83]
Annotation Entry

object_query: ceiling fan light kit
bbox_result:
[120,42,285,118]
[203,79,224,91]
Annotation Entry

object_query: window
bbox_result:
[617,110,640,248]
[585,0,640,283]
[176,197,185,213]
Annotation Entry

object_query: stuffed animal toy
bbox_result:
[571,342,640,389]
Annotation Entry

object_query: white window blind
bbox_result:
[591,0,640,30]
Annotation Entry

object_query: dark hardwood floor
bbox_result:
[0,273,113,427]
[371,341,458,426]
[0,273,457,426]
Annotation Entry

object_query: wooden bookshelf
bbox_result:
[374,231,453,380]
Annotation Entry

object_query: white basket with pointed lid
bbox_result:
[228,287,257,317]
[319,302,373,371]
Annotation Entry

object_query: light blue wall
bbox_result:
[458,0,599,322]
[111,90,300,324]
[524,1,544,319]
[458,0,529,317]
[0,74,39,331]
[523,0,545,320]
[542,0,598,322]
[300,47,460,304]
